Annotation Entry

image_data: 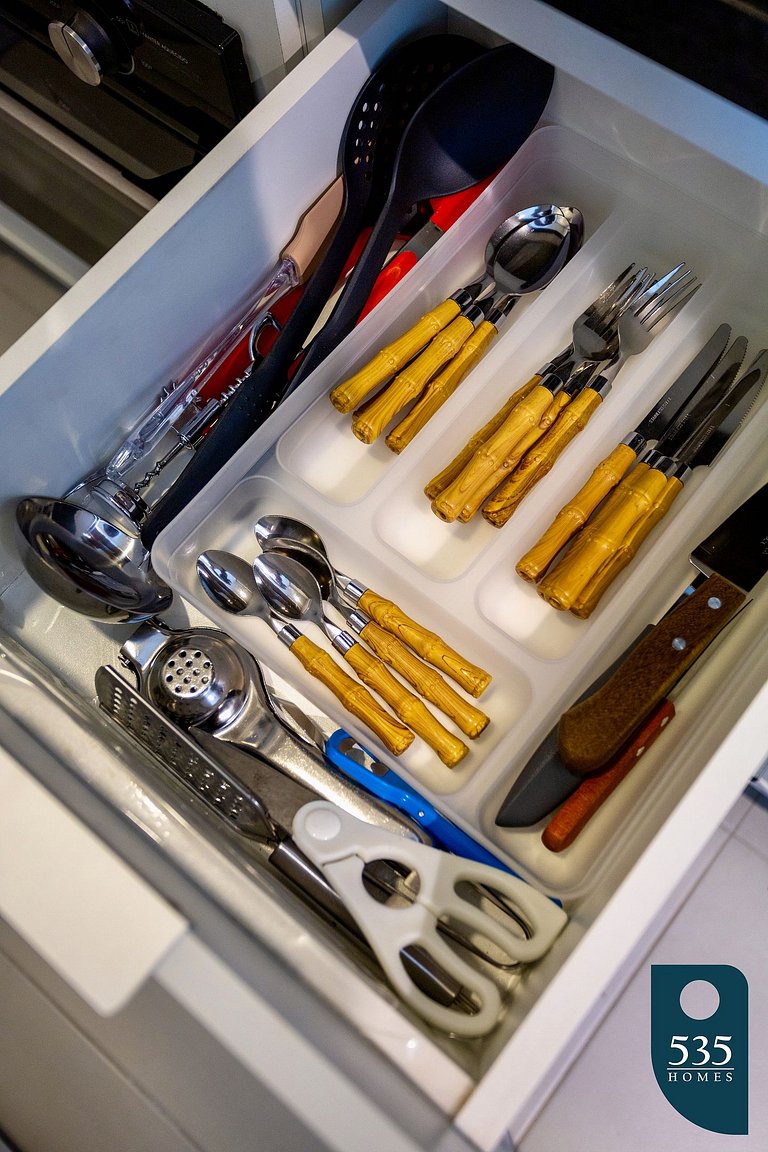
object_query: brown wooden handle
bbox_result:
[483,389,604,528]
[423,374,543,500]
[557,573,746,775]
[289,634,413,756]
[431,384,557,523]
[357,589,492,698]
[537,463,668,611]
[351,315,475,444]
[359,620,490,738]
[542,698,675,851]
[359,619,490,738]
[344,642,468,767]
[570,476,685,618]
[385,322,498,454]
[328,299,462,413]
[516,442,638,582]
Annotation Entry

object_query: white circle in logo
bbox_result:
[680,979,720,1020]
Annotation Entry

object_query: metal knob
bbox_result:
[48,10,123,86]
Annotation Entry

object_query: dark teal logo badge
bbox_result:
[651,965,748,1134]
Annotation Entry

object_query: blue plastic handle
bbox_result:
[324,729,515,874]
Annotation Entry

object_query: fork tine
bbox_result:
[642,280,700,329]
[632,262,688,309]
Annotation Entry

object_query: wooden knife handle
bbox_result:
[386,321,498,453]
[357,589,492,698]
[483,388,604,528]
[571,475,685,618]
[516,442,638,582]
[542,698,675,851]
[343,642,468,767]
[431,384,557,523]
[537,463,668,611]
[352,314,475,444]
[557,572,746,775]
[359,619,490,737]
[289,635,413,756]
[423,375,542,499]
[328,299,461,413]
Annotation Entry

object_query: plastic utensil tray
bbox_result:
[154,124,768,899]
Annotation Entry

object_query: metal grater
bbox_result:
[95,665,271,837]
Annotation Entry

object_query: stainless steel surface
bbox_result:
[120,619,426,839]
[487,204,581,298]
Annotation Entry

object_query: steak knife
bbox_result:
[558,480,768,775]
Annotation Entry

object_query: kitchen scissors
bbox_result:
[293,801,568,1036]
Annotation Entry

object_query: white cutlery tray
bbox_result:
[154,122,768,899]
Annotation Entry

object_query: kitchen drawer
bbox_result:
[1,1,767,1149]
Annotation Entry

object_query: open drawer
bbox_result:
[1,1,768,1149]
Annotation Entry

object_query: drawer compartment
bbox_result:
[1,0,767,1147]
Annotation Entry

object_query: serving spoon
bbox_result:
[252,553,468,767]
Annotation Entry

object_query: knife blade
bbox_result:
[568,346,767,617]
[518,323,733,586]
[558,480,768,775]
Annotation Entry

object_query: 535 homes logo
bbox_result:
[651,965,748,1135]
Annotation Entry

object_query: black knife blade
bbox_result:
[558,481,768,775]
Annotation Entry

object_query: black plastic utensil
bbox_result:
[141,33,483,547]
[289,41,555,391]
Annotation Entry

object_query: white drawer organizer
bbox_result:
[2,1,768,1148]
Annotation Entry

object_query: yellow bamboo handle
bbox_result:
[423,374,542,499]
[570,475,684,618]
[482,388,604,528]
[357,589,492,698]
[385,322,498,453]
[344,642,468,767]
[516,442,638,582]
[538,463,669,611]
[290,635,413,755]
[431,384,556,523]
[358,618,490,738]
[328,299,462,413]
[351,314,475,444]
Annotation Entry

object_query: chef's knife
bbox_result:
[558,480,768,775]
[569,345,767,617]
[517,323,733,584]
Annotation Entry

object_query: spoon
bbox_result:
[196,549,413,757]
[259,536,489,738]
[351,206,582,444]
[253,553,468,767]
[328,204,576,417]
[252,514,492,698]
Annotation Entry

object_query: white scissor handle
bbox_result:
[293,802,567,1037]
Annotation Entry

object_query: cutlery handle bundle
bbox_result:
[357,588,492,698]
[358,618,490,737]
[343,641,468,767]
[290,635,414,756]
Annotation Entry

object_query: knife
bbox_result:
[558,480,768,776]
[516,323,733,584]
[568,345,766,617]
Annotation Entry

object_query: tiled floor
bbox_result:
[519,789,768,1150]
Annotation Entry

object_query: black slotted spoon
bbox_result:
[142,33,483,546]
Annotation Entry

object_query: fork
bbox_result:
[428,265,645,523]
[481,264,698,527]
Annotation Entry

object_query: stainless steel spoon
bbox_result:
[253,553,468,767]
[197,549,414,757]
